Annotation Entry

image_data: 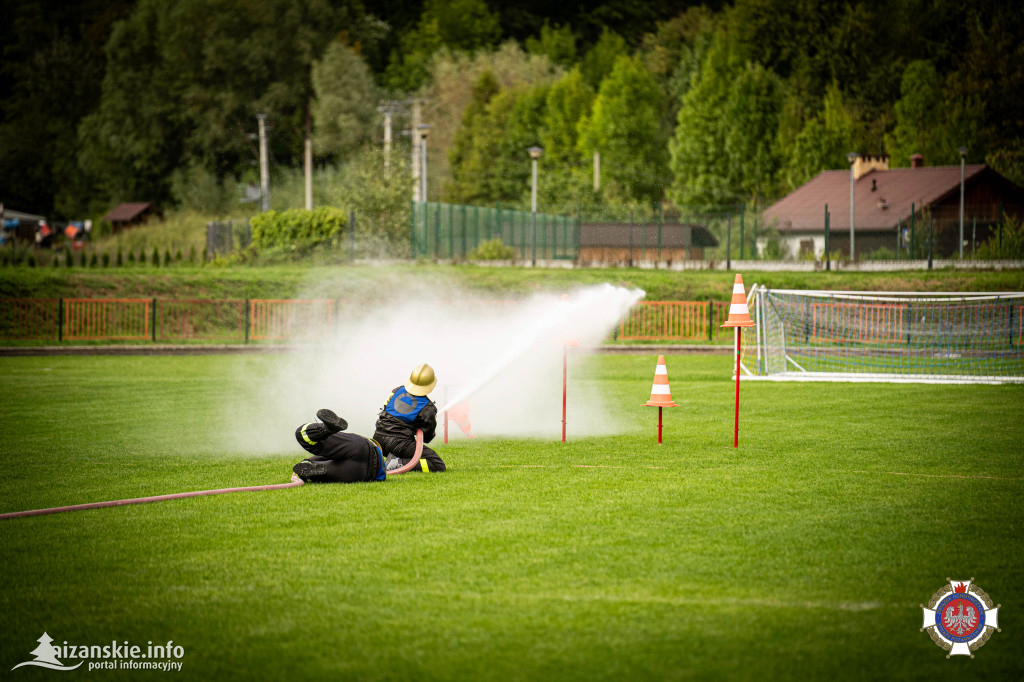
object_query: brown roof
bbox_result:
[763,165,986,233]
[103,202,152,222]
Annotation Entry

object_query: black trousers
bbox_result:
[374,432,446,472]
[295,426,377,483]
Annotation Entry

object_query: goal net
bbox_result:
[744,288,1024,384]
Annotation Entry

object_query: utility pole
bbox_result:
[304,106,313,210]
[593,151,600,192]
[418,125,432,203]
[847,152,859,261]
[958,146,968,259]
[411,100,422,202]
[382,109,392,171]
[257,114,270,213]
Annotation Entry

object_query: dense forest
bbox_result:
[1,0,1022,221]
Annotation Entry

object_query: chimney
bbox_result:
[910,153,924,169]
[853,154,889,180]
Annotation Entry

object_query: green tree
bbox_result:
[578,55,667,203]
[884,60,946,166]
[311,42,380,158]
[782,83,855,191]
[383,0,502,92]
[723,62,783,201]
[446,71,503,203]
[78,0,372,206]
[669,30,738,205]
[540,67,594,166]
[525,22,577,68]
[580,28,628,89]
[446,84,549,204]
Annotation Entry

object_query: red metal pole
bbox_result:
[562,345,567,442]
[658,406,663,445]
[734,327,741,448]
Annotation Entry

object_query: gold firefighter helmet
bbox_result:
[405,363,437,396]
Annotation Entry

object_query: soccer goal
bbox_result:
[743,287,1024,384]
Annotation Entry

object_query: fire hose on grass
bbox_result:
[0,430,424,521]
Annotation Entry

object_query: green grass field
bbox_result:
[1,353,1022,680]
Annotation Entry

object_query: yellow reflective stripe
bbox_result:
[300,423,317,445]
[420,459,430,472]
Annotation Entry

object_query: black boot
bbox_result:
[293,458,329,482]
[316,409,348,434]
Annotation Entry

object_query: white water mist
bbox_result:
[226,281,644,454]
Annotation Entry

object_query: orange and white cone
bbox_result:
[721,274,756,328]
[448,402,474,439]
[644,355,677,408]
[721,274,755,448]
[644,355,677,445]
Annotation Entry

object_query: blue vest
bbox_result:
[384,387,429,423]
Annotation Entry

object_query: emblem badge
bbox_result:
[921,578,1000,657]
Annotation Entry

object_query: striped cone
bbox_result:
[721,274,754,448]
[644,355,677,408]
[722,274,756,328]
[448,402,474,438]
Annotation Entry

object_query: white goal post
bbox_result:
[742,287,1024,384]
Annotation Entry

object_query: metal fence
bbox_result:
[2,298,739,344]
[411,202,579,261]
[206,219,252,259]
[617,301,733,341]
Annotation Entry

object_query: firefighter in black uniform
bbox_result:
[375,363,447,473]
[292,409,387,483]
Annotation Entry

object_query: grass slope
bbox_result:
[0,354,1022,680]
[2,265,1023,301]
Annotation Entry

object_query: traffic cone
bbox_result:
[644,355,676,445]
[722,274,755,448]
[448,402,474,438]
[644,355,677,408]
[722,274,756,328]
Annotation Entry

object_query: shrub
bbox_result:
[188,245,196,264]
[468,238,518,260]
[867,246,895,261]
[164,248,172,267]
[27,255,36,267]
[975,217,1024,260]
[65,248,73,267]
[89,253,98,267]
[250,207,347,255]
[79,251,87,267]
[152,247,160,267]
[102,252,111,267]
[116,250,123,267]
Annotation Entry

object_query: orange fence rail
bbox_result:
[64,298,151,340]
[618,301,732,341]
[158,299,246,341]
[811,302,905,343]
[0,298,60,340]
[249,299,335,341]
[2,298,742,343]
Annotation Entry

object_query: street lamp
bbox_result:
[417,124,432,203]
[528,146,543,213]
[847,152,859,261]
[256,113,271,212]
[959,146,968,259]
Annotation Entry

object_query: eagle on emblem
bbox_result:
[943,603,978,636]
